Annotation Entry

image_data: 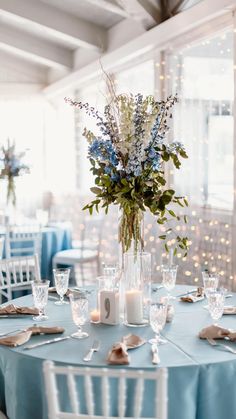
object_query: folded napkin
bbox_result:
[223,306,236,315]
[0,304,39,315]
[199,325,236,341]
[181,287,204,303]
[0,325,65,347]
[0,330,33,347]
[122,334,146,349]
[107,334,145,365]
[107,342,129,365]
[28,326,65,335]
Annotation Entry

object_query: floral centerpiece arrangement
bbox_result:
[65,93,189,256]
[0,139,30,205]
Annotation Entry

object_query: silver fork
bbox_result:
[207,338,236,354]
[83,340,100,362]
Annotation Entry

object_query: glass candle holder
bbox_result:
[124,252,151,327]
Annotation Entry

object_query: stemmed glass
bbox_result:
[53,268,70,305]
[31,280,50,321]
[69,292,89,339]
[202,271,219,298]
[207,288,225,325]
[149,302,167,345]
[162,264,178,300]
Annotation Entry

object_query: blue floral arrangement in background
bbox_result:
[0,139,30,205]
[66,93,189,255]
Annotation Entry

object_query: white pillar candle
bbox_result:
[125,289,143,324]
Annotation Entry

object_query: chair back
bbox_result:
[43,361,168,419]
[5,224,42,261]
[0,254,41,301]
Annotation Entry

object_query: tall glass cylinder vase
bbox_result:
[118,208,145,322]
[124,252,151,327]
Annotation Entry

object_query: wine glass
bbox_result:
[202,271,219,298]
[207,289,225,325]
[31,280,50,321]
[69,292,89,339]
[53,268,70,305]
[149,302,167,345]
[162,264,178,300]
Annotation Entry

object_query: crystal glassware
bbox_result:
[202,271,219,298]
[31,280,50,321]
[162,264,178,300]
[207,288,225,325]
[69,292,89,339]
[149,302,167,345]
[53,268,70,305]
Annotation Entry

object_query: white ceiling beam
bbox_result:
[0,0,106,51]
[116,0,160,28]
[44,0,235,97]
[83,0,130,18]
[0,23,73,69]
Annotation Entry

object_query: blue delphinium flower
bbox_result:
[89,138,118,167]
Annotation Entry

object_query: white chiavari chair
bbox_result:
[0,254,41,301]
[5,224,42,262]
[52,216,103,285]
[0,237,4,259]
[43,361,168,419]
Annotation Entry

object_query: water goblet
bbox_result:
[69,292,89,339]
[202,271,219,299]
[149,302,167,345]
[207,288,225,325]
[53,268,70,305]
[162,264,178,300]
[31,280,50,321]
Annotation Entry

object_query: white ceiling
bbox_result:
[0,0,203,89]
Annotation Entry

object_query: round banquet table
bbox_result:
[0,285,236,419]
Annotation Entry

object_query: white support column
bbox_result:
[232,11,236,291]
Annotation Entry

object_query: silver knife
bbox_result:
[0,314,33,318]
[23,335,71,350]
[176,288,197,298]
[151,344,160,364]
[83,339,100,362]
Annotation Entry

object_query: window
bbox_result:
[169,29,234,210]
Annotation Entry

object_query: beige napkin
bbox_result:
[223,306,236,315]
[28,326,65,335]
[107,342,129,365]
[198,325,236,341]
[122,334,146,349]
[0,325,65,347]
[181,287,204,303]
[107,334,145,365]
[0,304,39,315]
[0,330,33,347]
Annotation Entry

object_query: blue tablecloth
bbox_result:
[41,226,72,280]
[0,285,236,419]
